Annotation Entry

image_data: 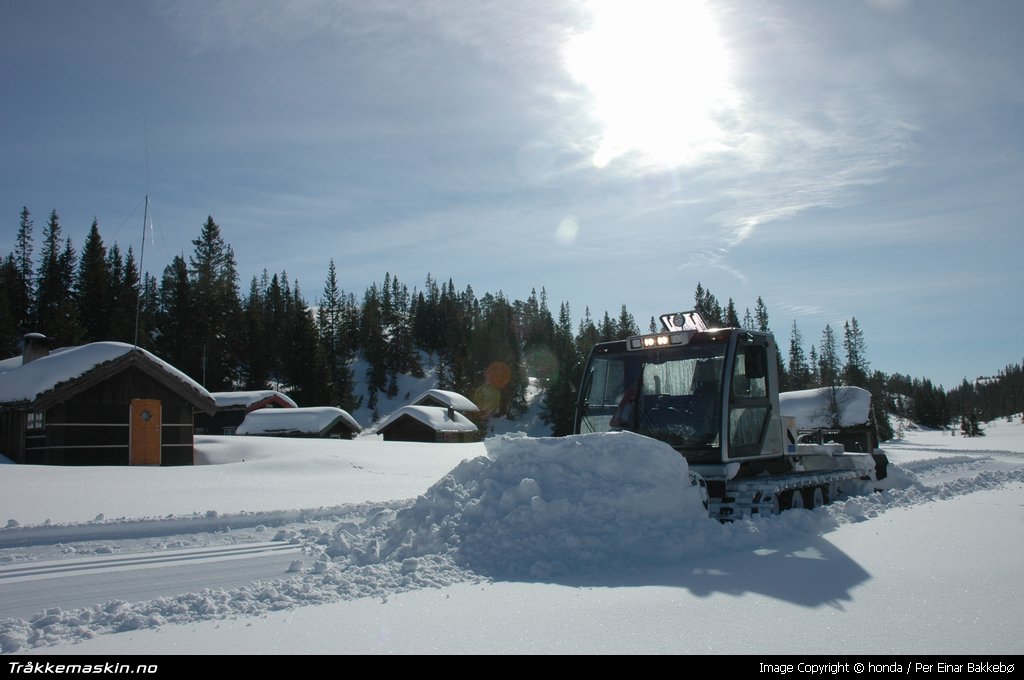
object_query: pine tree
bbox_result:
[540,301,579,435]
[615,304,639,339]
[808,345,820,387]
[318,260,359,411]
[575,307,599,359]
[136,272,160,350]
[361,282,387,415]
[0,256,19,353]
[239,276,270,389]
[598,310,616,342]
[465,291,526,423]
[15,207,33,288]
[74,220,112,342]
[110,247,140,344]
[693,282,722,326]
[157,255,193,375]
[819,325,840,387]
[754,296,770,333]
[842,317,869,388]
[282,281,330,405]
[520,287,557,382]
[867,369,894,442]
[33,210,80,343]
[11,207,34,333]
[188,216,241,389]
[960,410,984,437]
[788,320,809,390]
[724,299,740,328]
[742,307,755,330]
[412,274,443,355]
[386,273,422,384]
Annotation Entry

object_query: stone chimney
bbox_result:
[447,406,456,421]
[22,333,49,365]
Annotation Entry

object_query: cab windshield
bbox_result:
[577,342,727,456]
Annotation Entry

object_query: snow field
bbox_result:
[1,421,1023,653]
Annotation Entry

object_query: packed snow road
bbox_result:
[0,541,301,621]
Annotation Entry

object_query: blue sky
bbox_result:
[2,0,1021,388]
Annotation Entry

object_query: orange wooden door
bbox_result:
[130,399,161,465]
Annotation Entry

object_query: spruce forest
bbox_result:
[2,208,1020,437]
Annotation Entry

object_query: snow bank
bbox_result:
[326,432,708,577]
[0,437,477,525]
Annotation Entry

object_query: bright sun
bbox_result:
[564,0,737,169]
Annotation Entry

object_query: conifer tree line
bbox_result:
[2,208,1019,435]
[0,208,636,431]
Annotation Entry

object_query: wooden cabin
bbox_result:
[0,336,215,465]
[236,406,361,439]
[376,405,479,443]
[195,390,298,435]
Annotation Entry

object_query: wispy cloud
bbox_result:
[664,3,921,280]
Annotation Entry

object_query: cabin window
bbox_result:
[222,426,236,436]
[27,412,45,430]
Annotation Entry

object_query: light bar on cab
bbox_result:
[626,332,689,351]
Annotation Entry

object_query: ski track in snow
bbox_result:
[2,436,1023,653]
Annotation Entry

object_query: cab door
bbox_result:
[726,337,773,458]
[130,399,161,465]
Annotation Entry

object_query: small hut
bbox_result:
[376,405,479,443]
[195,390,298,435]
[236,406,361,439]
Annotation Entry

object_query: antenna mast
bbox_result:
[133,195,149,349]
[133,121,150,350]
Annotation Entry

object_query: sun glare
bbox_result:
[564,0,737,169]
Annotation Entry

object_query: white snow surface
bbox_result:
[779,386,872,428]
[0,342,209,405]
[376,405,478,433]
[1,418,1022,654]
[236,407,361,436]
[210,391,297,409]
[0,355,23,375]
[410,388,479,412]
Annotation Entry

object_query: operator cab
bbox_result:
[574,311,784,465]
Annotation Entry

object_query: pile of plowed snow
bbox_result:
[325,432,710,577]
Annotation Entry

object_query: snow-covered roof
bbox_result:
[0,355,23,375]
[779,387,873,429]
[0,342,214,413]
[236,406,361,436]
[410,389,479,412]
[377,405,479,433]
[211,390,298,410]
